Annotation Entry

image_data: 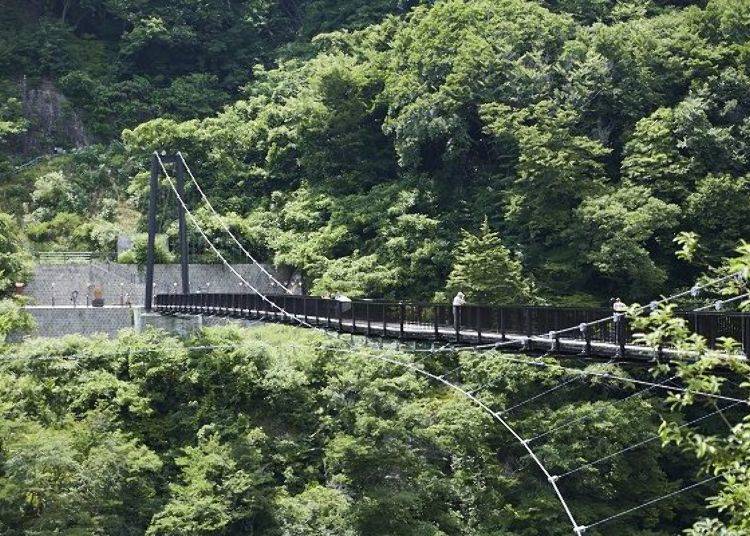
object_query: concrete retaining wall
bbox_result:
[21,307,264,340]
[24,306,139,339]
[24,263,294,307]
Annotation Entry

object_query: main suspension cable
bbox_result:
[157,153,584,533]
[157,153,319,334]
[176,152,293,294]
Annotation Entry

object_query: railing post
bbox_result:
[399,301,405,340]
[580,324,591,358]
[352,304,357,334]
[477,307,482,345]
[500,307,506,341]
[382,304,387,337]
[303,296,308,324]
[614,313,624,358]
[525,308,531,338]
[366,303,372,337]
[744,315,750,358]
[337,301,342,332]
[434,305,439,340]
[694,312,700,342]
[455,306,461,344]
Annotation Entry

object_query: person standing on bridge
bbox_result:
[453,292,466,332]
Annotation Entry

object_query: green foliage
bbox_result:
[577,185,680,297]
[0,212,31,295]
[116,0,750,304]
[147,428,274,536]
[0,97,27,144]
[630,241,750,535]
[0,324,716,534]
[446,219,533,304]
[274,484,356,536]
[118,234,175,265]
[0,299,35,343]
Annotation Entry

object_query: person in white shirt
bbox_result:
[453,292,466,332]
[612,298,627,313]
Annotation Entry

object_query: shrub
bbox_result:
[118,233,175,265]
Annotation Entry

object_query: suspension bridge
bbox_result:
[139,151,749,535]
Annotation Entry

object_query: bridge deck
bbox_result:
[155,300,720,362]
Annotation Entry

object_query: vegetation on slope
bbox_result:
[0,323,739,535]
[0,0,748,305]
[121,0,750,303]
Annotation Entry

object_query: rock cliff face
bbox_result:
[18,77,89,154]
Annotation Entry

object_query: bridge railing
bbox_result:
[154,293,750,355]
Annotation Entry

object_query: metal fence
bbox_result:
[155,293,750,355]
[37,251,94,264]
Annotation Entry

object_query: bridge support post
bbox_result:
[145,154,159,312]
[477,307,482,345]
[399,302,405,340]
[366,303,371,337]
[175,157,190,295]
[434,305,439,341]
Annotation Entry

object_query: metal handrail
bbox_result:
[154,293,750,356]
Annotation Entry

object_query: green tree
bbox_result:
[0,299,35,342]
[274,484,357,536]
[576,185,680,299]
[146,428,273,536]
[118,234,175,265]
[631,252,750,534]
[0,213,31,296]
[446,219,532,304]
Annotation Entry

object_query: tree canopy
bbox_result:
[0,324,738,534]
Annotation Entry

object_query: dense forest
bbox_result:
[1,1,750,534]
[1,0,749,304]
[0,320,746,535]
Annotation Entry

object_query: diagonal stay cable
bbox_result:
[527,373,682,444]
[497,376,584,417]
[346,347,585,534]
[557,401,745,480]
[478,354,748,410]
[579,475,722,533]
[177,152,293,294]
[157,153,321,335]
[159,153,589,532]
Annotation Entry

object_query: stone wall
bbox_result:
[24,306,138,339]
[19,307,265,340]
[24,263,294,307]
